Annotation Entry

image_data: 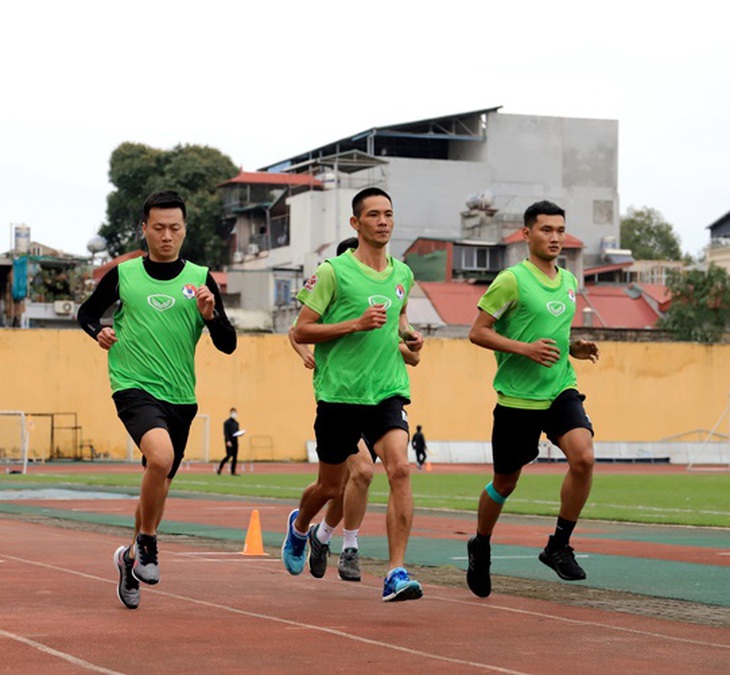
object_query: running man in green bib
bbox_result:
[466,200,599,598]
[282,188,425,601]
[78,191,237,609]
[288,237,421,584]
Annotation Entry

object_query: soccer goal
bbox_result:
[687,394,730,471]
[0,411,31,474]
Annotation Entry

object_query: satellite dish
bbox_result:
[87,235,107,254]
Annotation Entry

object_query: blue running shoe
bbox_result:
[281,509,307,575]
[382,567,423,602]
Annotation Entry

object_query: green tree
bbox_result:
[658,265,730,342]
[98,142,237,269]
[620,206,683,260]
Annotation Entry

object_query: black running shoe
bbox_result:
[466,536,491,598]
[114,546,140,609]
[133,533,160,585]
[539,536,587,580]
[307,524,330,579]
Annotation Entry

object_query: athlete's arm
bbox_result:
[569,338,599,363]
[202,273,237,354]
[398,341,420,366]
[288,324,315,369]
[77,267,120,349]
[293,262,387,343]
[469,309,560,367]
[398,303,423,352]
[292,304,388,344]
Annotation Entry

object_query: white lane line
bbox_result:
[427,594,730,650]
[1,555,524,674]
[4,553,729,654]
[0,628,123,674]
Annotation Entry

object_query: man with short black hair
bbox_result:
[288,236,421,584]
[466,200,599,598]
[78,190,237,609]
[283,188,425,601]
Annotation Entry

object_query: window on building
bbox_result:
[274,279,292,306]
[270,215,290,249]
[458,246,501,271]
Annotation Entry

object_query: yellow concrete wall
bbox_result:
[2,329,729,461]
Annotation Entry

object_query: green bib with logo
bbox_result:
[314,252,413,405]
[108,257,208,404]
[493,261,578,404]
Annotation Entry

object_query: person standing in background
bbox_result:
[411,425,427,470]
[217,407,241,475]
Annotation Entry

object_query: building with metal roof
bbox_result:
[219,106,620,331]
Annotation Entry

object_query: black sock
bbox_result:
[551,517,576,549]
[475,532,491,547]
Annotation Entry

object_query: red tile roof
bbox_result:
[502,230,584,248]
[575,285,661,329]
[419,279,663,329]
[584,262,632,276]
[219,168,323,189]
[92,250,145,282]
[635,283,671,312]
[419,282,487,325]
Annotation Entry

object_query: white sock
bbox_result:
[342,528,359,550]
[318,520,335,544]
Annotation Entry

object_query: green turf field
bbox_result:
[2,469,728,527]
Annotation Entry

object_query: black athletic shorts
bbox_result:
[491,388,593,475]
[112,388,198,479]
[314,396,410,464]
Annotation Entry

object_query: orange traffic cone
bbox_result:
[241,509,268,556]
[425,460,433,472]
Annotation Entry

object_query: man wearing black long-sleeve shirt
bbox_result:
[78,190,236,610]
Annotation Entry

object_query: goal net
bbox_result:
[687,394,730,471]
[0,411,30,474]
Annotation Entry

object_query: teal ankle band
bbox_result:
[485,481,506,505]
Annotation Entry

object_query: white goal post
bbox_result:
[0,411,30,475]
[687,394,730,471]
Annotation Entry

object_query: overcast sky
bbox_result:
[1,0,727,259]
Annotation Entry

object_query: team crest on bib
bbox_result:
[148,294,176,311]
[182,284,196,300]
[395,284,405,300]
[304,274,318,292]
[546,301,566,317]
[567,289,576,303]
